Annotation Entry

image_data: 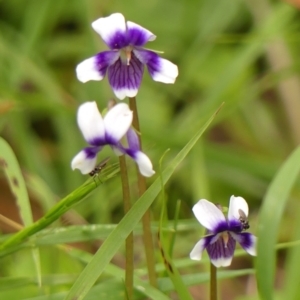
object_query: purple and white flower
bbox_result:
[71,101,155,177]
[76,13,178,100]
[190,196,257,267]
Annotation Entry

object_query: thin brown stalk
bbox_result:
[210,263,217,300]
[129,97,157,287]
[119,155,134,299]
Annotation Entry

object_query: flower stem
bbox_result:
[129,97,157,287]
[119,155,134,299]
[210,263,217,300]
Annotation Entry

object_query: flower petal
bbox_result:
[71,149,98,174]
[126,128,140,152]
[126,21,156,47]
[228,195,249,222]
[133,49,178,84]
[108,54,144,100]
[192,199,227,232]
[103,103,133,143]
[231,232,257,256]
[92,13,127,49]
[206,233,236,267]
[132,151,155,177]
[190,238,207,261]
[76,51,120,83]
[77,102,106,145]
[76,57,104,83]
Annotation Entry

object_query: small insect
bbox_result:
[89,157,110,178]
[238,209,250,230]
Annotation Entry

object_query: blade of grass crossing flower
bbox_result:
[0,137,41,286]
[256,146,300,300]
[64,103,223,300]
[0,165,120,253]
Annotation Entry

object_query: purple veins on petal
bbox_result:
[206,233,236,267]
[108,53,144,100]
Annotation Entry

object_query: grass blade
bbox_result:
[256,146,300,299]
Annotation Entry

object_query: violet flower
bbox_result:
[71,101,155,177]
[76,13,178,100]
[190,196,257,267]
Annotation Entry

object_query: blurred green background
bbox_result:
[1,0,300,299]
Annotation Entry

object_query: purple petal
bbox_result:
[192,199,227,232]
[71,148,99,174]
[133,49,178,84]
[108,53,144,100]
[76,51,119,83]
[231,232,257,256]
[126,21,156,47]
[103,103,133,144]
[77,102,106,146]
[126,128,140,152]
[92,13,128,49]
[206,233,236,267]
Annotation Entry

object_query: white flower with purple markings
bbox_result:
[76,13,178,100]
[190,196,257,267]
[71,101,155,177]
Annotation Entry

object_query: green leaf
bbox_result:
[0,137,42,286]
[256,146,300,300]
[0,137,33,226]
[64,104,223,300]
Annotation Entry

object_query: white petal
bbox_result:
[71,151,97,174]
[113,87,139,100]
[211,256,233,268]
[228,195,249,221]
[134,151,155,177]
[76,57,104,83]
[77,102,105,143]
[190,239,206,261]
[92,13,126,47]
[192,199,226,231]
[103,103,133,142]
[150,57,178,84]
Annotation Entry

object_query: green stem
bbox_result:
[0,166,119,253]
[119,155,134,299]
[210,263,217,300]
[129,97,157,287]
